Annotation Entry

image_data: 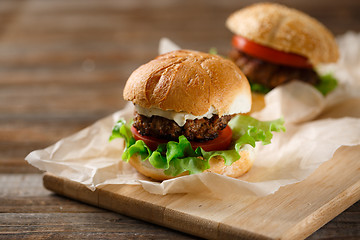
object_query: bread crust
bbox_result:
[128,146,255,181]
[123,50,251,116]
[226,3,339,65]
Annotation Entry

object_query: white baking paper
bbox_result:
[26,33,360,197]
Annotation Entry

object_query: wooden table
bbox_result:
[1,0,359,239]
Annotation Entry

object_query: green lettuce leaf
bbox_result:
[315,73,338,96]
[208,47,218,55]
[196,147,241,166]
[122,140,151,162]
[250,82,271,94]
[164,156,209,176]
[109,115,285,177]
[229,115,285,151]
[109,119,135,148]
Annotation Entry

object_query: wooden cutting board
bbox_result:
[43,144,360,240]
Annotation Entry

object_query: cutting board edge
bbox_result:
[282,179,360,240]
[42,173,275,240]
[42,171,360,240]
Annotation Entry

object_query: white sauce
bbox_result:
[135,105,217,126]
[135,93,251,127]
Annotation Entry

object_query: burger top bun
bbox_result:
[123,50,251,117]
[226,3,339,65]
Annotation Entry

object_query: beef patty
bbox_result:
[133,112,232,142]
[229,48,320,89]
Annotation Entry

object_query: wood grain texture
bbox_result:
[42,145,360,239]
[1,0,360,239]
[0,174,197,239]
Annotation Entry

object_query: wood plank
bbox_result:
[42,145,360,239]
[307,202,360,239]
[222,146,360,239]
[0,174,196,239]
[2,174,358,239]
[0,213,196,240]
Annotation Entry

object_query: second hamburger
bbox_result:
[226,3,339,102]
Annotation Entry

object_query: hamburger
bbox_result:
[110,50,285,181]
[226,3,339,110]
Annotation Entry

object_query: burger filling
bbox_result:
[133,112,232,142]
[229,49,320,90]
[110,113,285,177]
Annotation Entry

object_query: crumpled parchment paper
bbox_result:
[26,32,360,197]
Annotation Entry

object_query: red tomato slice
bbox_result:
[131,126,168,151]
[131,125,233,152]
[232,35,313,69]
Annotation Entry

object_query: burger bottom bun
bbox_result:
[250,92,265,113]
[128,145,255,181]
